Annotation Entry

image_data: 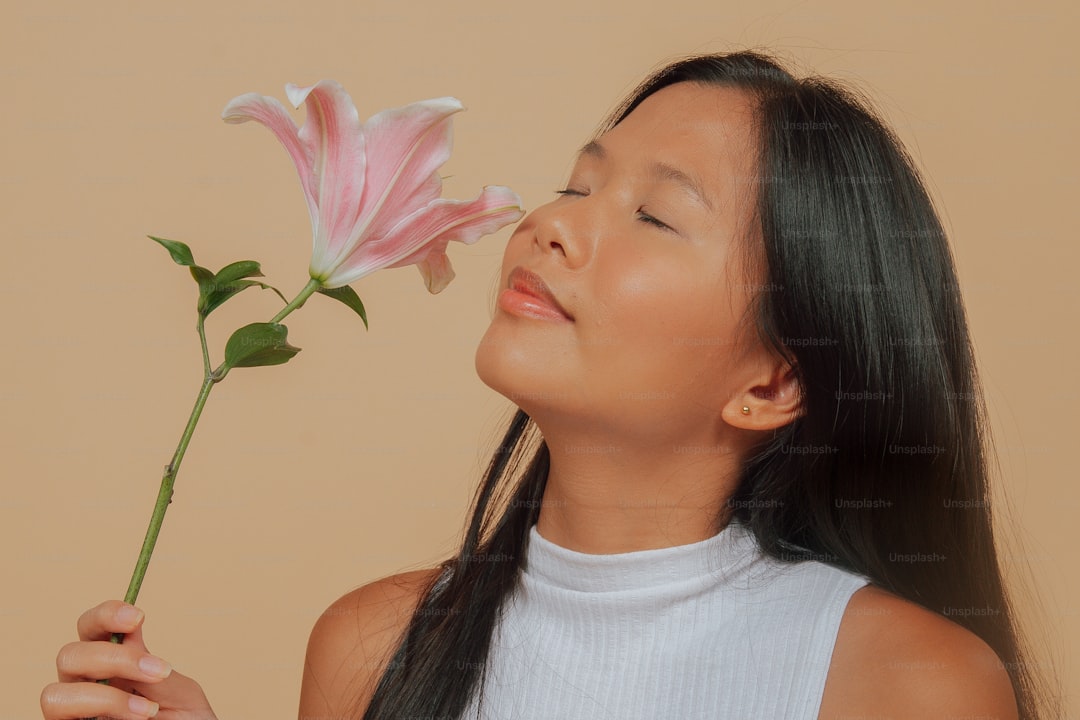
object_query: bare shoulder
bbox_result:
[298,566,445,720]
[818,584,1018,720]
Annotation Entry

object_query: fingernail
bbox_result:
[129,694,159,717]
[117,604,143,625]
[139,654,172,679]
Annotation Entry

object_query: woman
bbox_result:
[41,50,1057,720]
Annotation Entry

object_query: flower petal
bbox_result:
[414,248,456,294]
[327,98,464,270]
[286,80,368,279]
[222,91,318,233]
[320,185,524,289]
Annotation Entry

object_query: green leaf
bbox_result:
[149,236,197,266]
[200,279,260,317]
[198,267,289,317]
[316,284,369,330]
[199,279,286,317]
[223,322,301,369]
[149,236,214,291]
[213,260,264,284]
[189,265,215,287]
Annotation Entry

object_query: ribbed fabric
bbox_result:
[459,520,871,719]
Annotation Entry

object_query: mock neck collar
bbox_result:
[523,520,760,593]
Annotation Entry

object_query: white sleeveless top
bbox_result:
[460,519,871,719]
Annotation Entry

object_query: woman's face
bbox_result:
[475,81,781,446]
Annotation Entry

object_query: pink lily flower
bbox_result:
[221,80,525,293]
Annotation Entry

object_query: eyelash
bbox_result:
[554,189,673,232]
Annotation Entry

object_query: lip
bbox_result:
[501,266,574,321]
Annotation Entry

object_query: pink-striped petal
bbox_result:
[358,168,444,252]
[286,80,368,277]
[413,248,456,294]
[222,92,318,232]
[383,185,525,267]
[226,79,523,296]
[328,98,464,270]
[320,185,524,289]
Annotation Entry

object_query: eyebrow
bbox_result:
[575,139,716,213]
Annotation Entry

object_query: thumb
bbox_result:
[118,619,150,655]
[100,612,216,715]
[98,615,163,698]
[120,621,212,710]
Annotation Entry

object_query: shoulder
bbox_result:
[298,566,445,719]
[818,584,1018,720]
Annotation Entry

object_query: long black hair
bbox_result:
[357,49,1060,719]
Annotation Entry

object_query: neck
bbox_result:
[533,421,743,554]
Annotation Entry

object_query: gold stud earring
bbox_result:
[741,406,750,415]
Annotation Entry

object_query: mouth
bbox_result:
[505,266,574,321]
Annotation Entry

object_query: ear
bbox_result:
[722,359,803,431]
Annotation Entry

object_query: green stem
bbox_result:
[270,276,321,324]
[90,276,324,710]
[129,373,214,609]
[197,314,211,378]
[91,371,215,702]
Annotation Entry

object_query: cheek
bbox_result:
[591,253,725,343]
[584,253,743,391]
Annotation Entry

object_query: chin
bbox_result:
[474,326,574,417]
[474,326,532,402]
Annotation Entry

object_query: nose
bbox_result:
[535,204,596,272]
[533,197,595,267]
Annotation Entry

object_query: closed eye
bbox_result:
[554,188,675,233]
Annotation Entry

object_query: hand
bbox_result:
[40,599,219,720]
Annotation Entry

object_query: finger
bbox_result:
[77,600,145,642]
[56,639,172,685]
[118,621,150,655]
[40,680,160,720]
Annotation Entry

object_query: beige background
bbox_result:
[2,0,1076,717]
